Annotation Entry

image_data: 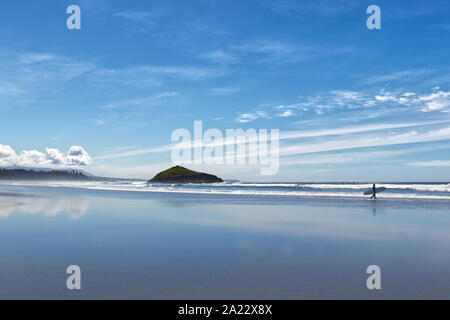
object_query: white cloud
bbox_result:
[45,148,66,165]
[0,145,16,166]
[372,89,450,112]
[240,87,450,122]
[65,146,92,167]
[235,110,272,123]
[277,110,294,117]
[235,113,260,123]
[419,90,450,112]
[408,160,450,167]
[18,150,49,167]
[0,145,92,168]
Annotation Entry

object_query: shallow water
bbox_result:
[0,183,450,299]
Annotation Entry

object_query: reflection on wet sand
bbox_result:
[2,191,449,244]
[0,185,450,299]
[0,202,15,218]
[0,195,89,219]
[142,204,450,242]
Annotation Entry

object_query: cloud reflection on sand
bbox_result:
[0,203,15,218]
[139,201,450,243]
[0,196,89,219]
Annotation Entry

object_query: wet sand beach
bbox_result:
[0,182,449,299]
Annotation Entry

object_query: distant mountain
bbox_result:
[148,166,223,184]
[0,167,92,181]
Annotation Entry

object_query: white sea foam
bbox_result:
[89,186,450,201]
[218,182,450,192]
[294,183,450,192]
[229,183,302,188]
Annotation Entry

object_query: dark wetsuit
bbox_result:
[370,184,377,199]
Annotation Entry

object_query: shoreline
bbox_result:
[1,185,449,213]
[2,182,450,203]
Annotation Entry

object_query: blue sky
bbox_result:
[0,0,449,181]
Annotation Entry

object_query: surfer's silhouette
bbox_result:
[370,184,377,199]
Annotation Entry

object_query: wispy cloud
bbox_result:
[94,92,180,126]
[113,11,155,23]
[210,87,239,95]
[277,110,294,117]
[408,160,450,167]
[279,126,450,157]
[235,113,259,123]
[382,1,450,19]
[235,111,272,123]
[198,50,238,65]
[279,120,449,140]
[90,65,225,87]
[228,39,353,64]
[230,40,309,63]
[0,51,95,107]
[282,149,413,166]
[100,92,179,110]
[195,39,353,66]
[262,0,363,17]
[360,69,434,85]
[94,120,450,161]
[94,145,169,161]
[263,0,450,19]
[112,9,169,33]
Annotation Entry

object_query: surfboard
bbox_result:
[364,187,386,195]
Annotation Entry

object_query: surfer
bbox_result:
[370,184,377,199]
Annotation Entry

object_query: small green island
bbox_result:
[148,166,223,184]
